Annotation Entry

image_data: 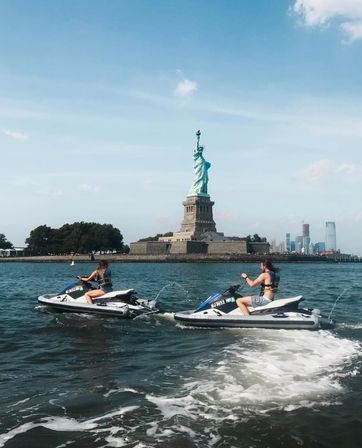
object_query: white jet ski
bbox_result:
[38,279,158,318]
[174,285,335,330]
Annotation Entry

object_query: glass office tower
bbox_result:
[325,221,336,252]
[302,223,310,254]
[286,233,291,252]
[302,223,310,237]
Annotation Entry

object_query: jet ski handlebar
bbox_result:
[227,284,241,294]
[76,276,97,290]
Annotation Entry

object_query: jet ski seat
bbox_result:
[97,289,135,300]
[249,295,303,313]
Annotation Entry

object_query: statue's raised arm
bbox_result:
[188,131,211,196]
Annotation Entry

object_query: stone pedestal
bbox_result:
[180,195,217,238]
[159,194,225,242]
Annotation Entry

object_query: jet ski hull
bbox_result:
[175,286,335,330]
[38,290,157,319]
[174,310,333,330]
[38,295,131,318]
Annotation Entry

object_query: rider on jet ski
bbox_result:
[236,259,280,315]
[77,260,113,304]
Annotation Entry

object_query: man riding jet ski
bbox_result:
[173,284,334,330]
[38,273,157,319]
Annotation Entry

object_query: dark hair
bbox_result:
[261,259,279,273]
[98,260,108,269]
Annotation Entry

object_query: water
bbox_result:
[0,262,361,448]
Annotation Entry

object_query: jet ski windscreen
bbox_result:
[196,293,221,312]
[196,285,242,313]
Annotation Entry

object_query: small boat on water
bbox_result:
[174,285,335,330]
[38,279,158,318]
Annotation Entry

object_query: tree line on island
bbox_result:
[0,222,129,255]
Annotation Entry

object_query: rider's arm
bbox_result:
[78,270,97,282]
[242,273,266,288]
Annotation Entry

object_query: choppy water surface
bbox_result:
[0,262,361,448]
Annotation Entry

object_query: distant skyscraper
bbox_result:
[279,241,285,253]
[295,236,303,253]
[303,236,311,254]
[325,221,336,252]
[302,223,310,254]
[286,233,291,252]
[309,241,314,255]
[271,239,277,253]
[302,223,310,237]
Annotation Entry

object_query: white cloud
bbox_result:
[2,128,29,140]
[299,159,331,182]
[340,20,362,41]
[174,78,198,97]
[293,0,362,41]
[336,163,358,174]
[299,160,362,182]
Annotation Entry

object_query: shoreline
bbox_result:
[0,254,360,263]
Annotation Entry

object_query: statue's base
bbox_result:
[179,194,217,237]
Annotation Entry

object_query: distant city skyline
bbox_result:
[271,220,340,255]
[1,1,362,255]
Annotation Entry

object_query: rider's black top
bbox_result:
[260,271,279,296]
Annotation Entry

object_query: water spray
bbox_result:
[154,281,192,302]
[328,282,361,322]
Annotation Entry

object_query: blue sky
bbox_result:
[1,0,362,254]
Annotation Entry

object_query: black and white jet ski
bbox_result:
[38,279,158,318]
[174,285,335,330]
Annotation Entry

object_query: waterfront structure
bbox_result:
[130,131,269,255]
[0,247,26,257]
[325,221,336,252]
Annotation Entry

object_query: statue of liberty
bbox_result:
[188,130,211,196]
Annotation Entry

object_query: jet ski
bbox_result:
[174,285,335,330]
[38,279,158,318]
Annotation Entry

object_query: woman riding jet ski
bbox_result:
[173,285,334,330]
[38,261,157,318]
[174,260,334,330]
[236,259,280,315]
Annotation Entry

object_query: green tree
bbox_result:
[25,225,55,255]
[25,222,124,255]
[138,232,173,242]
[0,233,13,249]
[122,244,130,254]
